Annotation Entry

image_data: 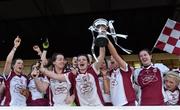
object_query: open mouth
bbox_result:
[111,62,115,64]
[142,58,148,62]
[80,64,84,67]
[18,67,22,70]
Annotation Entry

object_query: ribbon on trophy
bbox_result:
[89,18,132,62]
[108,20,132,54]
[89,27,98,62]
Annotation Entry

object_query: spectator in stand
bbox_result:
[134,49,169,105]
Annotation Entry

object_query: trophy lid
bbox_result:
[93,18,108,28]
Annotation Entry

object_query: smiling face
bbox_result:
[77,55,89,73]
[139,50,152,67]
[53,54,65,70]
[12,59,24,74]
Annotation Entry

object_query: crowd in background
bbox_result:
[0,36,180,106]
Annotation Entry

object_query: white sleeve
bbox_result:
[155,63,169,75]
[133,68,141,85]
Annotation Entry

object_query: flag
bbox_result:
[154,18,180,56]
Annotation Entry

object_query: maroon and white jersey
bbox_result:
[98,76,111,103]
[66,64,104,106]
[134,63,169,105]
[49,72,71,106]
[110,64,136,106]
[3,71,28,106]
[28,76,49,100]
[0,76,3,83]
[0,75,5,105]
[165,88,180,105]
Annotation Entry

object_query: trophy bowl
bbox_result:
[93,18,109,47]
[93,18,108,29]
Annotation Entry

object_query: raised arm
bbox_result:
[39,67,66,82]
[101,69,110,94]
[41,39,49,65]
[94,47,106,72]
[3,36,21,75]
[40,49,48,67]
[31,42,49,93]
[107,40,127,71]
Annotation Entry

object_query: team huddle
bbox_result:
[0,36,179,106]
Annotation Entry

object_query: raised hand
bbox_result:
[14,36,21,48]
[33,45,41,52]
[33,45,42,56]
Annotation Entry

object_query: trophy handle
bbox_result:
[90,30,99,62]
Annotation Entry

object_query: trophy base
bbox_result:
[95,37,108,47]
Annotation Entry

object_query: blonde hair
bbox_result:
[164,71,180,84]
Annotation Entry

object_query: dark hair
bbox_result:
[28,60,42,78]
[77,54,90,63]
[47,53,64,67]
[138,49,152,57]
[11,58,23,70]
[29,60,41,72]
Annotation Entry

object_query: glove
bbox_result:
[43,38,49,50]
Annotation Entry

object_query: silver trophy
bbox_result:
[89,18,132,62]
[92,18,109,47]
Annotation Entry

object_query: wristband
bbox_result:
[13,47,16,51]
